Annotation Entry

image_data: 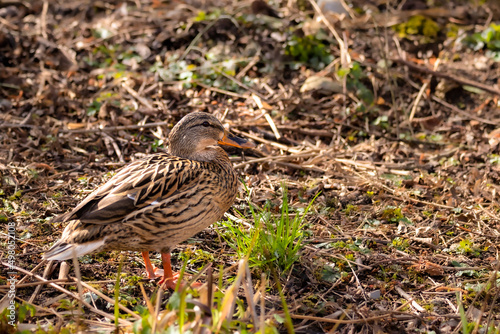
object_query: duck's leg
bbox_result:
[158,252,179,290]
[158,252,204,290]
[141,251,158,279]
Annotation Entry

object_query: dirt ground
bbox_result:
[1,0,500,333]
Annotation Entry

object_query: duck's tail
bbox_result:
[44,238,106,261]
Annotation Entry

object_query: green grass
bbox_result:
[131,258,280,334]
[11,185,315,333]
[217,183,318,275]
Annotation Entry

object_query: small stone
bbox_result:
[369,290,381,299]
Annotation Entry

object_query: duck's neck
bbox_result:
[169,146,232,166]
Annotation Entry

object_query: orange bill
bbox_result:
[218,131,255,149]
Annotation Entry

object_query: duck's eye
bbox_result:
[202,121,210,127]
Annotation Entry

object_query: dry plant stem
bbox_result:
[307,0,350,67]
[242,262,258,329]
[394,58,500,97]
[103,132,124,163]
[346,259,367,301]
[0,259,47,308]
[236,47,261,79]
[275,161,325,173]
[469,260,500,333]
[0,279,117,290]
[28,260,53,303]
[39,0,48,38]
[395,286,425,313]
[347,166,456,210]
[408,70,432,123]
[334,158,412,175]
[59,121,172,134]
[122,82,154,110]
[72,252,85,328]
[231,128,298,152]
[195,81,248,98]
[399,70,499,125]
[152,286,163,334]
[14,296,64,320]
[233,151,324,168]
[304,245,373,270]
[0,15,17,30]
[220,72,266,99]
[207,267,213,310]
[379,16,401,139]
[0,278,68,289]
[260,273,266,333]
[482,275,500,333]
[216,259,246,331]
[70,276,142,320]
[264,113,281,140]
[0,261,132,325]
[432,95,499,125]
[179,19,218,60]
[186,262,212,288]
[289,297,418,325]
[138,282,155,315]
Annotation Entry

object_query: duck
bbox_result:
[44,112,254,289]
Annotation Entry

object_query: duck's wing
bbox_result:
[52,153,199,225]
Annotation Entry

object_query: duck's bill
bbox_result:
[218,131,255,149]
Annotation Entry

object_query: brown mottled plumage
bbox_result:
[44,112,254,288]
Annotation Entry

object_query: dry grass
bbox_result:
[1,0,500,333]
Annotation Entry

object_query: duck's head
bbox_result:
[168,112,254,161]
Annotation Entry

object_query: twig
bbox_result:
[231,128,302,153]
[0,123,36,129]
[195,80,248,98]
[335,158,412,175]
[347,167,457,210]
[179,19,218,60]
[14,296,64,320]
[122,82,155,110]
[60,121,172,134]
[260,273,266,333]
[220,72,266,99]
[103,132,124,163]
[432,95,499,125]
[395,286,425,313]
[39,0,48,39]
[0,259,47,309]
[138,282,155,315]
[28,261,53,303]
[288,297,420,325]
[241,262,258,328]
[393,58,500,97]
[152,285,163,334]
[233,151,323,169]
[236,47,261,79]
[304,245,373,270]
[71,276,141,320]
[264,113,281,140]
[441,266,488,271]
[307,0,351,67]
[71,254,84,328]
[0,261,132,325]
[408,59,440,122]
[0,16,18,30]
[289,312,392,324]
[0,278,68,289]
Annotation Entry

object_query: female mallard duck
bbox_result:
[44,112,254,289]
